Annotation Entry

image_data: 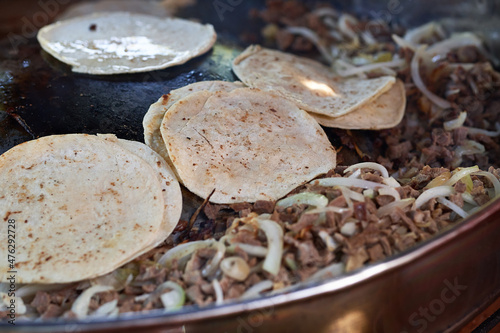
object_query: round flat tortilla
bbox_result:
[143,81,245,173]
[232,45,395,118]
[311,80,407,129]
[99,135,182,249]
[37,12,216,75]
[57,0,171,21]
[0,134,165,283]
[161,88,337,204]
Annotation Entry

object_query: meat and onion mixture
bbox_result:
[2,0,500,321]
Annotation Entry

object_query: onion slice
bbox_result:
[91,300,118,318]
[240,280,274,300]
[314,177,392,190]
[377,187,401,201]
[445,166,480,187]
[158,239,225,275]
[212,279,224,305]
[231,243,268,257]
[334,58,405,77]
[71,285,113,319]
[308,263,345,282]
[220,257,251,281]
[473,171,500,198]
[285,26,334,63]
[255,218,284,276]
[344,162,389,178]
[318,230,337,251]
[444,111,467,131]
[376,198,415,218]
[436,197,469,219]
[465,122,500,137]
[277,192,328,209]
[158,281,185,311]
[411,46,452,109]
[413,186,455,209]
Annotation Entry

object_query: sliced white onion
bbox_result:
[378,187,401,201]
[318,230,337,251]
[255,218,284,276]
[411,46,452,109]
[158,281,185,311]
[71,285,113,319]
[473,171,500,198]
[220,257,251,282]
[404,22,444,45]
[340,222,357,236]
[334,59,368,79]
[392,34,416,50]
[158,239,225,276]
[276,192,328,209]
[134,293,151,302]
[231,243,268,257]
[212,279,224,306]
[201,241,226,277]
[443,111,467,131]
[383,176,402,188]
[427,32,483,58]
[344,162,390,178]
[1,292,27,315]
[338,14,359,40]
[361,31,377,45]
[314,177,392,190]
[376,198,415,218]
[465,122,500,136]
[348,168,362,179]
[445,166,480,187]
[90,300,118,318]
[363,189,375,198]
[304,206,351,215]
[461,192,479,206]
[308,263,345,283]
[340,186,365,202]
[16,284,67,299]
[413,186,455,209]
[285,26,334,63]
[334,58,406,77]
[436,197,469,219]
[453,141,486,168]
[240,280,274,300]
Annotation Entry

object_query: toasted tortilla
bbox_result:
[38,12,216,75]
[57,0,171,21]
[161,88,337,203]
[0,134,165,283]
[311,80,407,129]
[143,81,245,173]
[232,45,395,118]
[99,135,182,249]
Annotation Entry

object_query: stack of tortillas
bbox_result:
[37,12,216,75]
[232,45,406,130]
[0,134,182,283]
[143,81,337,204]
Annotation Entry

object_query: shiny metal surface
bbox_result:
[1,1,500,332]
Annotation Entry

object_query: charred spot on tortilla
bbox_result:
[0,134,182,283]
[37,12,217,75]
[232,45,395,119]
[160,87,337,204]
